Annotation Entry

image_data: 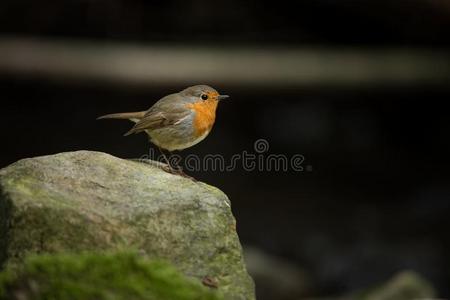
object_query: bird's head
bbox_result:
[180,85,229,104]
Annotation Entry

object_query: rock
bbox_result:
[0,151,254,300]
[344,270,436,300]
[0,251,222,300]
[244,246,312,300]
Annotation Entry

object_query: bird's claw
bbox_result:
[162,164,196,181]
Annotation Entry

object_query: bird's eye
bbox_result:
[201,94,208,100]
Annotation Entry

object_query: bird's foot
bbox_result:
[162,164,196,181]
[128,158,195,180]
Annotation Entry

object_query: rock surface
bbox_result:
[0,151,254,300]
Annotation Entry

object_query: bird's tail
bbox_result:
[97,111,145,123]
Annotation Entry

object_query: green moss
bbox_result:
[0,252,222,300]
[0,185,11,269]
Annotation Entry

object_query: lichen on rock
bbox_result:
[0,151,254,300]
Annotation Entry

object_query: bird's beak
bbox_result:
[218,95,230,101]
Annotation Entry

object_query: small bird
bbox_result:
[98,85,229,176]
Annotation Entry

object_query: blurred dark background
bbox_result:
[1,0,450,299]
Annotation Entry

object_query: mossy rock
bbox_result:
[0,251,222,300]
[344,270,436,300]
[0,151,254,300]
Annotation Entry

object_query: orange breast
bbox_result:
[186,99,219,137]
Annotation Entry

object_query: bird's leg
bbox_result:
[157,147,194,180]
[169,153,184,173]
[157,147,175,172]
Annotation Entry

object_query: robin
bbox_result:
[97,85,229,176]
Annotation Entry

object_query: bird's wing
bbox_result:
[124,94,191,136]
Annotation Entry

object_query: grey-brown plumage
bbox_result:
[97,111,145,123]
[122,93,192,136]
[97,85,228,152]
